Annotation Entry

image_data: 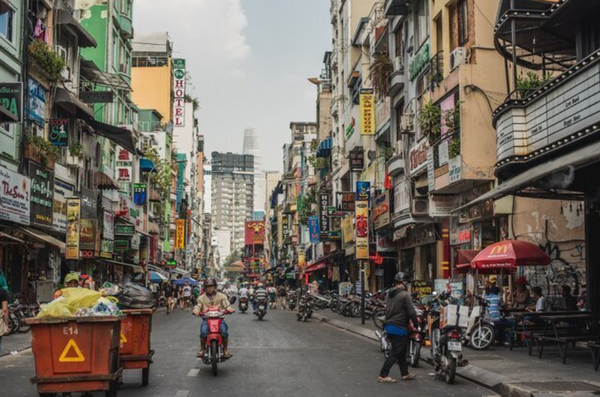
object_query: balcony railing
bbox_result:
[427,51,444,92]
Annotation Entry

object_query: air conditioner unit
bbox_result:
[411,198,429,216]
[395,140,404,158]
[449,47,468,71]
[399,113,414,134]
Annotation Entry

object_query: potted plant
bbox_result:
[28,39,66,82]
[68,143,85,158]
[25,135,59,168]
[418,100,441,144]
[516,71,552,99]
[369,53,393,100]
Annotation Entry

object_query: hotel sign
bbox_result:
[172,58,186,127]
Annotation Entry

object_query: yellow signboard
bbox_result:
[65,198,80,259]
[355,200,369,259]
[342,215,354,244]
[360,89,375,135]
[175,219,185,249]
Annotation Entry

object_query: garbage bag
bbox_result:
[37,298,74,318]
[117,283,155,309]
[61,288,103,309]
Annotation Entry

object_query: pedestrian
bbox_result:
[378,272,418,383]
[560,285,578,311]
[0,270,10,294]
[164,282,175,314]
[268,284,277,309]
[277,284,287,310]
[511,277,530,308]
[183,282,192,311]
[0,286,9,355]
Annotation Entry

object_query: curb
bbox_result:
[313,312,509,394]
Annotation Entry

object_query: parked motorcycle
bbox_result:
[407,303,428,367]
[463,295,495,350]
[239,297,249,313]
[255,299,268,321]
[296,294,313,322]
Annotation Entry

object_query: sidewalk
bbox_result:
[1,332,31,357]
[312,309,600,397]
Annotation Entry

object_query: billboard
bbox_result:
[245,221,265,245]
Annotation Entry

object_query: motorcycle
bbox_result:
[296,294,313,322]
[375,329,391,358]
[463,295,495,350]
[255,299,267,320]
[197,296,236,377]
[408,303,428,367]
[427,292,466,384]
[239,297,249,313]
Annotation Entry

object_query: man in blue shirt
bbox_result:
[485,286,514,345]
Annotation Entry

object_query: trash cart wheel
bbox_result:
[106,379,119,397]
[142,367,150,386]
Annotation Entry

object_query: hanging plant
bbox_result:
[381,145,395,160]
[28,39,66,82]
[516,71,552,99]
[369,53,393,100]
[417,100,441,144]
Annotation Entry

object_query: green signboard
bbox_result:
[114,240,130,252]
[115,224,135,235]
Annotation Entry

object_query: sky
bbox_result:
[133,0,332,172]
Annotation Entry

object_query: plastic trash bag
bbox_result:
[61,288,103,310]
[37,298,74,318]
[117,283,155,309]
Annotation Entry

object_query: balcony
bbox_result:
[493,50,600,177]
[389,55,405,97]
[384,0,411,17]
[115,12,134,40]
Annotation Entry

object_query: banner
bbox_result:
[66,198,81,259]
[172,58,186,127]
[356,181,371,203]
[308,216,320,243]
[176,218,185,249]
[342,215,354,244]
[0,167,30,225]
[355,200,369,260]
[53,180,73,232]
[360,88,375,135]
[28,78,46,126]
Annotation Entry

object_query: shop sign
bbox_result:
[319,194,330,233]
[131,233,140,250]
[133,183,147,205]
[327,206,346,217]
[308,216,320,243]
[376,232,395,252]
[166,259,177,267]
[172,58,186,127]
[349,146,364,170]
[403,224,437,249]
[335,191,355,212]
[450,225,471,246]
[413,280,433,299]
[53,180,73,233]
[360,88,375,135]
[281,215,290,242]
[429,195,458,217]
[100,239,113,258]
[438,140,449,166]
[28,78,46,126]
[355,200,369,260]
[176,219,185,249]
[245,221,265,245]
[409,139,429,176]
[117,166,132,183]
[409,43,430,81]
[394,176,410,214]
[427,147,435,192]
[65,198,80,259]
[356,181,371,203]
[0,82,23,123]
[373,192,390,230]
[79,90,114,103]
[49,119,69,146]
[103,211,114,240]
[28,162,54,227]
[440,95,455,137]
[342,215,354,244]
[114,239,130,252]
[115,224,134,236]
[449,155,462,184]
[118,148,132,163]
[345,117,355,139]
[320,230,341,240]
[0,167,30,225]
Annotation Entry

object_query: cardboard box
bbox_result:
[440,304,469,328]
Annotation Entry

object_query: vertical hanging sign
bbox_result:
[355,200,369,260]
[360,88,375,135]
[175,218,185,249]
[172,58,186,127]
[66,198,81,259]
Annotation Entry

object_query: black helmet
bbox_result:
[394,272,411,284]
[204,278,217,287]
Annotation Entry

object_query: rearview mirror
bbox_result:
[229,296,237,305]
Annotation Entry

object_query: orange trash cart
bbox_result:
[26,315,124,397]
[119,309,155,386]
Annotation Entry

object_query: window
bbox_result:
[0,9,14,42]
[415,0,429,49]
[395,25,404,60]
[458,0,469,45]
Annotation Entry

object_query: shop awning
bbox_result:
[304,262,328,273]
[18,226,66,252]
[100,259,144,273]
[80,59,130,90]
[0,232,24,244]
[87,119,137,154]
[454,139,600,213]
[171,267,190,276]
[55,88,95,120]
[95,170,119,190]
[56,9,97,48]
[140,158,156,172]
[456,250,480,267]
[316,137,333,158]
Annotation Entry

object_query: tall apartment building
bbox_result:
[242,128,265,217]
[210,152,254,252]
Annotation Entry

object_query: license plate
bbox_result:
[448,341,462,352]
[259,305,265,310]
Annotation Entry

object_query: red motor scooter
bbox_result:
[198,306,234,376]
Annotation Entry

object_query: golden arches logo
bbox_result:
[490,245,508,255]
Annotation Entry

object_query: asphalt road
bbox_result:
[0,306,489,397]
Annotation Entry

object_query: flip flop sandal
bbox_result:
[197,352,204,358]
[223,353,233,359]
[402,374,417,381]
[377,377,397,383]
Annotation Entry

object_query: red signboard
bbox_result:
[245,221,265,246]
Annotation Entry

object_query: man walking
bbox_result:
[277,285,287,309]
[378,272,418,383]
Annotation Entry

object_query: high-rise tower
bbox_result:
[243,128,265,217]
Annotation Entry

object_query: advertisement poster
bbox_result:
[103,211,114,240]
[53,180,73,232]
[412,280,433,299]
[308,216,320,243]
[373,192,390,230]
[360,88,375,135]
[49,119,69,146]
[176,218,185,249]
[342,215,354,244]
[355,200,369,259]
[355,181,371,203]
[66,198,81,259]
[28,78,46,126]
[0,167,30,225]
[245,221,265,245]
[29,162,54,227]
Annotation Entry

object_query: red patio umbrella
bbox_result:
[471,240,550,271]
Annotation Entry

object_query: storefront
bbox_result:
[398,223,439,283]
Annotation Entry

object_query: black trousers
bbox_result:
[379,334,409,377]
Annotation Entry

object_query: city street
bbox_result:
[0,308,487,397]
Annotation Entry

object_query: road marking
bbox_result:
[174,390,190,397]
[187,369,199,377]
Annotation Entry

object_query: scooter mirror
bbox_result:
[229,296,237,305]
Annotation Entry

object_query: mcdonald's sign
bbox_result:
[489,244,508,255]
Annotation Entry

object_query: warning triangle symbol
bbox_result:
[59,339,85,363]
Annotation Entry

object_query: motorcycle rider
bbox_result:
[378,272,419,383]
[193,278,234,359]
[253,283,268,313]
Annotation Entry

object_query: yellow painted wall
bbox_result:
[131,62,172,121]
